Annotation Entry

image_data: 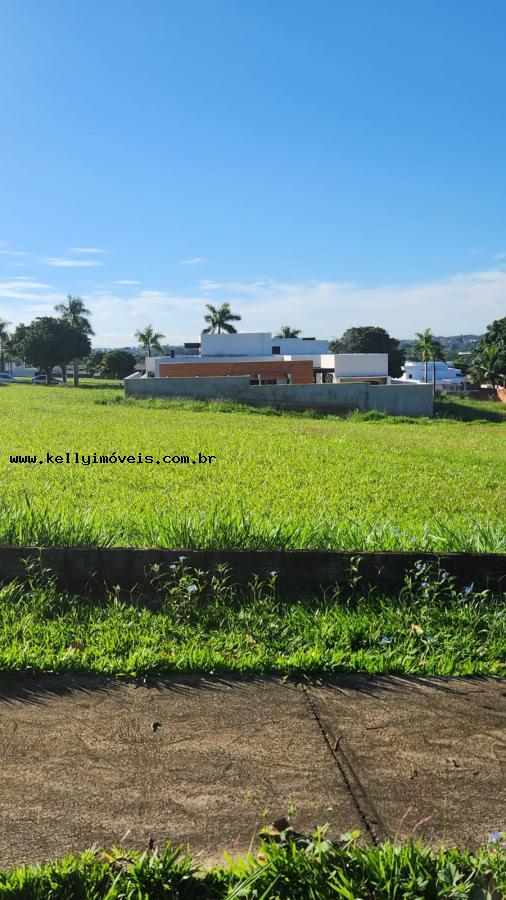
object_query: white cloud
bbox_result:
[68,247,109,254]
[0,279,53,296]
[1,266,504,346]
[40,257,105,268]
[0,278,64,312]
[492,252,506,260]
[0,249,27,256]
[113,279,141,285]
[180,257,207,265]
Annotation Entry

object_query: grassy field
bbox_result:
[1,834,504,898]
[0,384,504,551]
[1,563,503,677]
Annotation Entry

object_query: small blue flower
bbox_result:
[186,584,198,593]
[489,831,503,843]
[440,570,448,580]
[379,636,391,645]
[421,581,429,588]
[427,636,435,644]
[178,555,187,562]
[169,564,177,571]
[415,561,423,570]
[464,584,473,594]
[270,570,279,577]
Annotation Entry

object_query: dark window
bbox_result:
[272,345,281,354]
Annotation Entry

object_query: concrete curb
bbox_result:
[0,546,505,595]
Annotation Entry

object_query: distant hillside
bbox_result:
[399,334,481,356]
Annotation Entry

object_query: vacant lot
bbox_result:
[0,386,504,550]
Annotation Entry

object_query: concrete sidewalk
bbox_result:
[0,674,504,866]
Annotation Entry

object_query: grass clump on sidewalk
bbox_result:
[0,562,504,677]
[0,830,504,898]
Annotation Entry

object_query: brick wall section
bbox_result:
[159,360,314,383]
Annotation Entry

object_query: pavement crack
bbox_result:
[300,683,381,844]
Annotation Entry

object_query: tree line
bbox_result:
[0,297,504,387]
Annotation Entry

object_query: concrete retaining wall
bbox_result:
[125,376,433,417]
[0,547,504,596]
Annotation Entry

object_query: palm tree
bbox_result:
[274,326,301,338]
[413,328,446,389]
[55,295,94,386]
[202,303,241,334]
[413,329,433,384]
[430,339,446,389]
[135,324,165,357]
[0,319,10,374]
[469,345,506,388]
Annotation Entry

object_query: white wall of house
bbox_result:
[400,360,465,386]
[272,337,328,355]
[283,354,388,377]
[334,353,387,378]
[329,353,388,378]
[200,332,328,357]
[201,332,272,356]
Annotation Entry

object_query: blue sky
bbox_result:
[1,0,505,346]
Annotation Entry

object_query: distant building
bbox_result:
[397,360,466,391]
[142,332,390,385]
[125,331,433,417]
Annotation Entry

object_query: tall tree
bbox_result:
[274,326,301,338]
[135,324,165,357]
[202,303,241,334]
[471,317,506,388]
[413,328,446,388]
[10,317,91,384]
[100,349,137,379]
[0,319,10,374]
[329,326,405,378]
[54,295,94,386]
[86,350,106,376]
[481,316,506,352]
[469,345,506,388]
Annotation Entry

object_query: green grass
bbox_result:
[0,385,505,551]
[0,831,504,898]
[435,392,506,423]
[0,564,504,677]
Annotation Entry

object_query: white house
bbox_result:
[397,360,466,391]
[143,332,389,384]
